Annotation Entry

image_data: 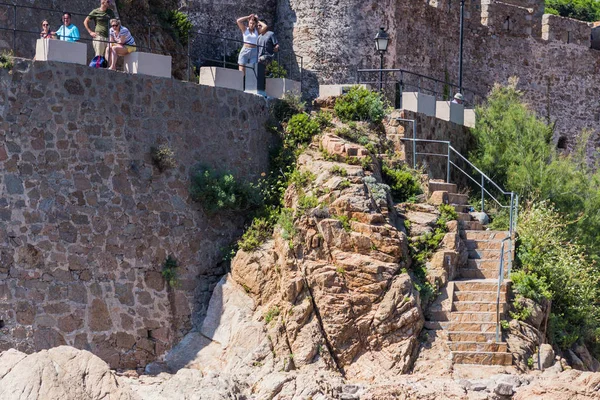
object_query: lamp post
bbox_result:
[458,0,465,93]
[374,27,389,92]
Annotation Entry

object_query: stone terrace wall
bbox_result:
[0,59,272,369]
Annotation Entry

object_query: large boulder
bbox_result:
[0,346,135,400]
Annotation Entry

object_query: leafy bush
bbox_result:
[330,165,348,177]
[238,217,274,251]
[151,145,177,172]
[267,60,287,78]
[285,113,320,147]
[334,125,370,145]
[381,163,422,203]
[545,0,600,21]
[334,86,386,124]
[190,165,260,214]
[314,111,333,129]
[264,306,280,323]
[161,255,179,288]
[0,50,13,70]
[516,201,600,352]
[510,270,551,303]
[277,208,296,240]
[162,10,193,45]
[363,176,390,203]
[271,92,305,123]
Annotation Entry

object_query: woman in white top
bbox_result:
[236,14,259,74]
[106,18,136,71]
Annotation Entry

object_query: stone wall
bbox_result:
[0,59,273,369]
[274,0,600,148]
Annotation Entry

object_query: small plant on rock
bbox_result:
[381,162,422,203]
[151,145,177,172]
[264,306,280,324]
[0,50,13,70]
[161,255,179,288]
[330,165,348,177]
[238,217,274,251]
[285,113,320,147]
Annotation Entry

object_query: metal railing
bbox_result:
[0,1,304,89]
[357,67,485,108]
[398,134,519,346]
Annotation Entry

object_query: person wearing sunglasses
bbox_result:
[40,20,55,39]
[84,0,115,57]
[106,19,136,71]
[56,13,80,42]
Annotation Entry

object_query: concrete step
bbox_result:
[446,311,500,323]
[452,204,469,213]
[447,331,497,342]
[429,181,457,193]
[451,351,513,366]
[454,291,506,302]
[459,267,504,280]
[453,279,510,292]
[457,212,472,222]
[467,259,504,269]
[464,239,505,251]
[429,321,498,332]
[448,193,469,205]
[460,220,484,230]
[468,249,510,260]
[447,341,507,352]
[453,301,506,313]
[463,230,509,241]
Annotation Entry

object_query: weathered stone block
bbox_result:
[124,52,172,78]
[266,78,301,99]
[401,92,436,117]
[199,67,244,91]
[35,39,87,65]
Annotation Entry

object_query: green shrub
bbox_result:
[264,306,280,324]
[330,165,348,177]
[285,113,320,147]
[297,194,319,213]
[271,92,305,122]
[333,214,352,232]
[289,169,315,188]
[238,217,274,251]
[334,125,370,145]
[334,86,386,124]
[161,255,179,288]
[190,165,260,214]
[363,176,390,203]
[510,270,551,303]
[150,145,177,172]
[266,60,287,78]
[277,208,296,240]
[545,0,600,21]
[162,10,193,45]
[314,111,333,129]
[516,201,600,352]
[381,163,422,203]
[0,50,13,70]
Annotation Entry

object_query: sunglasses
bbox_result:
[111,24,118,27]
[42,24,49,26]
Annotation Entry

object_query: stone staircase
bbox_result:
[426,181,513,366]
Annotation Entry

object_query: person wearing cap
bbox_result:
[452,93,464,105]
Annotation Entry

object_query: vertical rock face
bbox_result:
[0,59,272,369]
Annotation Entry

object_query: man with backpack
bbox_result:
[84,0,115,58]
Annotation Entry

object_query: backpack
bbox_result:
[89,55,107,68]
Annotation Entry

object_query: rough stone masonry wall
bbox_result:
[0,59,272,369]
[273,0,600,149]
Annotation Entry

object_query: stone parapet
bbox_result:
[0,59,273,369]
[481,0,534,37]
[542,14,592,46]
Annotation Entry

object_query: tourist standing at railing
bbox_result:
[40,20,55,39]
[236,13,259,74]
[452,93,464,105]
[56,13,80,42]
[105,19,136,71]
[84,0,115,57]
[257,19,279,66]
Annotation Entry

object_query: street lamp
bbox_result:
[458,0,465,92]
[374,27,389,92]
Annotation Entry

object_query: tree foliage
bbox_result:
[545,0,600,22]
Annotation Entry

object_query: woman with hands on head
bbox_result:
[236,13,259,74]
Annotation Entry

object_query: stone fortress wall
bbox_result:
[270,0,600,147]
[0,59,273,369]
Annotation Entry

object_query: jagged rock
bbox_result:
[573,344,600,372]
[536,344,555,370]
[0,346,135,400]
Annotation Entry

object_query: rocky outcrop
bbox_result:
[0,346,135,400]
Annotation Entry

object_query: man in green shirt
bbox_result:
[84,0,115,57]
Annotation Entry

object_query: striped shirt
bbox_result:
[109,26,135,46]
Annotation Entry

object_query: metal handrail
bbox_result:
[495,236,513,343]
